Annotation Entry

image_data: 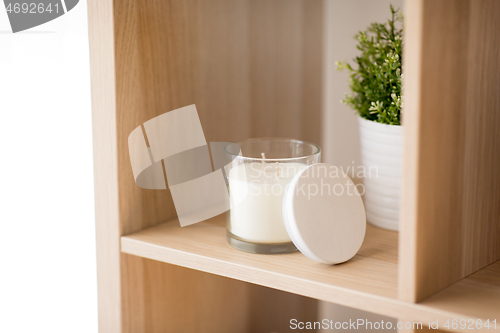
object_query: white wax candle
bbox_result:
[228,162,306,243]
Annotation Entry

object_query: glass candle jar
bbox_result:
[224,138,321,254]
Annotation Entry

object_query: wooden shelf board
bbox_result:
[418,261,500,325]
[121,215,500,332]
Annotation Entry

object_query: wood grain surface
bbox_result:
[122,215,399,300]
[122,215,500,332]
[89,0,500,330]
[400,0,500,302]
[88,0,324,331]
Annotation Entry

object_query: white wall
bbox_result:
[0,2,97,333]
[322,0,403,170]
[320,0,402,330]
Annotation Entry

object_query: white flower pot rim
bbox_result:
[357,115,403,132]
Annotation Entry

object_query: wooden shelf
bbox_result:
[121,215,500,332]
[89,0,500,330]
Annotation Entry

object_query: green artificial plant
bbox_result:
[336,5,403,125]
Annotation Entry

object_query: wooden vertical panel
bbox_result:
[399,0,423,304]
[399,0,468,303]
[87,0,121,331]
[115,1,253,332]
[318,302,396,332]
[249,0,303,138]
[194,0,252,142]
[248,285,318,332]
[300,0,323,146]
[89,0,324,331]
[113,0,179,236]
[460,0,500,276]
[400,0,500,302]
[248,0,323,144]
[121,255,250,333]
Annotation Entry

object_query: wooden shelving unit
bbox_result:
[88,0,500,332]
[122,216,400,305]
[121,216,500,333]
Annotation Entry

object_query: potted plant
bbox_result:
[336,5,403,231]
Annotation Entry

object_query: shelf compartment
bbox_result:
[122,215,398,307]
[121,215,500,332]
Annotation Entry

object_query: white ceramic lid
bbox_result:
[283,163,366,264]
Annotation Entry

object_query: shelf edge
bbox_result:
[121,235,499,333]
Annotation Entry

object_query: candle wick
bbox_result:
[261,153,266,163]
[276,162,280,177]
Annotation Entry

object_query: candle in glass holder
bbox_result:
[225,138,321,254]
[228,162,306,243]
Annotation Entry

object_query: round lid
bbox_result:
[283,163,366,264]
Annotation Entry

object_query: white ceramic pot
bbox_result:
[358,116,402,231]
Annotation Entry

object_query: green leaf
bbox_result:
[338,5,403,125]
